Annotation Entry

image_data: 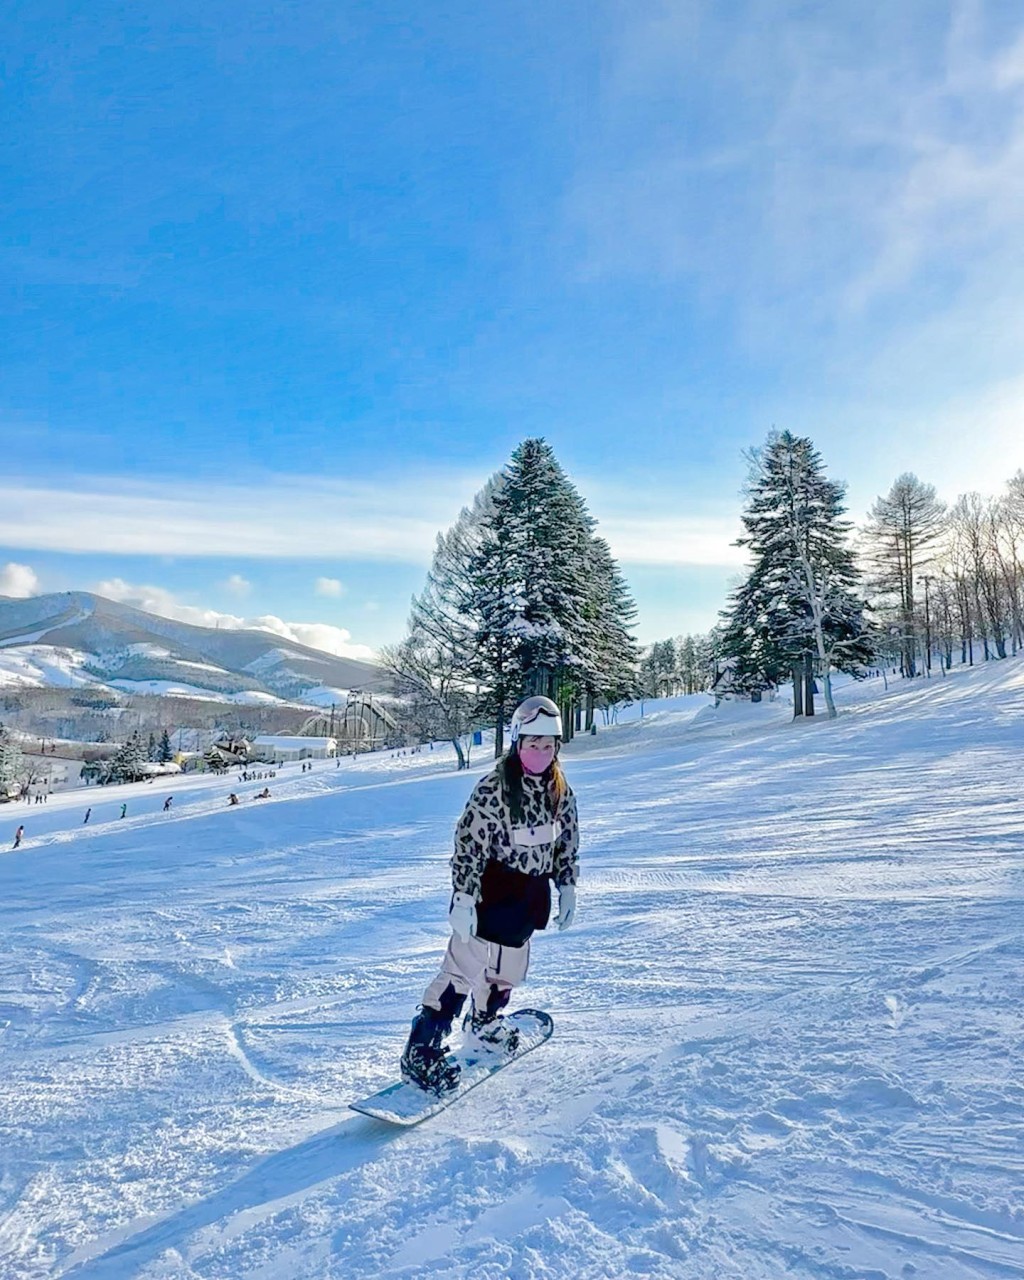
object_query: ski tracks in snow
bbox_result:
[2,658,1024,1278]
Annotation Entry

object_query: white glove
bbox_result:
[449,892,477,943]
[555,883,576,931]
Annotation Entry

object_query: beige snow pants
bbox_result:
[422,934,530,1018]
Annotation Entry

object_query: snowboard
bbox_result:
[350,1009,553,1126]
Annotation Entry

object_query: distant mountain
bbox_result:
[0,591,383,705]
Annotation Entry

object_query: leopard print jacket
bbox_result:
[451,765,579,901]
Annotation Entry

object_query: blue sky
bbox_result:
[3,0,1024,657]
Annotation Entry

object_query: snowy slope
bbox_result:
[1,661,1022,1279]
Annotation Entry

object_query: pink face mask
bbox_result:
[519,744,555,775]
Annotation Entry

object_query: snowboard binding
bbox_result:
[400,1005,462,1094]
[463,1009,521,1056]
[400,1041,461,1095]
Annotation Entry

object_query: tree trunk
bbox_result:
[494,708,505,759]
[803,653,815,717]
[792,665,804,717]
[822,670,837,719]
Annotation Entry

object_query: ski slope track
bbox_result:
[1,662,1022,1279]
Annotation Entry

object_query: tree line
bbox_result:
[714,433,1023,716]
[637,634,717,698]
[17,435,998,772]
[863,470,1024,675]
[384,431,1023,751]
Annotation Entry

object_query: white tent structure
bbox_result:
[251,735,337,763]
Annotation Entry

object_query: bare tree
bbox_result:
[993,476,1024,654]
[378,639,476,769]
[949,494,1012,660]
[862,474,946,677]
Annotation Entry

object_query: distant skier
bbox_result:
[399,696,579,1094]
[228,792,239,806]
[119,803,127,819]
[163,796,173,811]
[83,808,91,824]
[13,824,24,849]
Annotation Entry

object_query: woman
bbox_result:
[400,695,579,1094]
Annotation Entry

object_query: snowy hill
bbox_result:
[0,591,381,704]
[1,658,1022,1279]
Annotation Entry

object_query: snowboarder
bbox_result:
[399,695,579,1094]
[13,824,24,849]
[163,796,173,811]
[228,792,239,806]
[83,808,91,824]
[119,803,127,819]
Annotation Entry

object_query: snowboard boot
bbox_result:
[400,993,463,1095]
[464,985,520,1056]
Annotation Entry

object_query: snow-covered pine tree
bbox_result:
[644,640,674,695]
[471,439,600,753]
[468,489,523,758]
[583,535,641,720]
[721,431,872,718]
[159,729,173,764]
[392,438,640,759]
[500,438,596,686]
[676,634,711,695]
[718,561,795,698]
[109,733,147,784]
[0,726,24,790]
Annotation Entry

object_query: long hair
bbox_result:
[500,747,567,824]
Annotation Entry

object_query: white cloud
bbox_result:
[95,578,248,631]
[0,471,486,562]
[0,467,759,573]
[560,3,1024,509]
[570,4,1024,323]
[252,616,375,661]
[580,477,747,568]
[314,576,345,598]
[597,515,746,568]
[92,578,376,661]
[0,561,40,598]
[223,574,252,597]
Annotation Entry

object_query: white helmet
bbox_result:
[510,695,563,743]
